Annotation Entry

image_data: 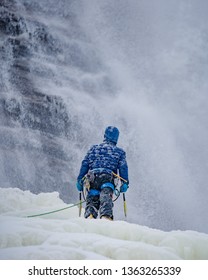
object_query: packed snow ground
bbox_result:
[0,188,208,260]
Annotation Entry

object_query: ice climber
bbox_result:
[76,126,129,220]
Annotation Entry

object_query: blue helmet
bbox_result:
[104,126,119,144]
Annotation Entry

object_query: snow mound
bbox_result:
[0,188,208,260]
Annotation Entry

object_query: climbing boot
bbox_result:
[100,215,113,221]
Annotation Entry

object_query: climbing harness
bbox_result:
[81,173,121,203]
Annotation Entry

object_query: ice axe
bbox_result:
[78,175,90,217]
[123,193,127,218]
[112,172,128,218]
[78,192,82,217]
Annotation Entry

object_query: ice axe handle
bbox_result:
[123,193,127,218]
[112,172,128,183]
[79,192,82,217]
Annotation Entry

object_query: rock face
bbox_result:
[0,0,98,202]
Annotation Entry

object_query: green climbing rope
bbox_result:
[26,200,85,218]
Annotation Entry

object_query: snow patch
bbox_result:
[0,188,208,260]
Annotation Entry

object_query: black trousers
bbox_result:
[84,187,114,219]
[84,173,114,219]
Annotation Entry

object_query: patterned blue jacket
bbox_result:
[77,140,129,182]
